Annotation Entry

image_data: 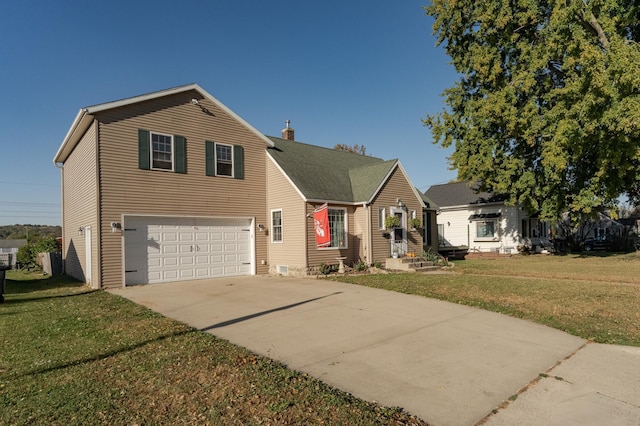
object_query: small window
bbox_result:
[139,130,185,173]
[378,207,386,230]
[475,220,498,240]
[271,210,283,243]
[438,223,445,245]
[216,143,233,176]
[151,132,173,170]
[328,208,347,248]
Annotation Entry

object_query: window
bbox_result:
[328,208,346,248]
[216,143,233,176]
[378,208,386,230]
[138,129,186,173]
[151,132,173,170]
[438,223,445,245]
[271,210,283,243]
[475,220,498,240]
[205,141,244,179]
[424,212,432,246]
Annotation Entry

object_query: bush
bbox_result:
[17,236,60,271]
[353,259,368,272]
[422,248,449,266]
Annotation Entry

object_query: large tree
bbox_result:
[424,0,640,222]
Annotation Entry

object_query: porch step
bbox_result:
[386,257,443,273]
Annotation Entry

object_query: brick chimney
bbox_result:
[281,120,295,141]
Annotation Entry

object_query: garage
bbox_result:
[124,216,254,285]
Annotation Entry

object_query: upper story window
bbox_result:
[215,143,233,177]
[205,141,244,179]
[138,129,186,173]
[151,132,173,170]
[271,209,283,243]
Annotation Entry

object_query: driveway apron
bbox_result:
[111,275,585,425]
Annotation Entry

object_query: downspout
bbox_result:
[363,202,371,265]
[54,162,65,274]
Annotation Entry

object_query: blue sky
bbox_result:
[0,0,458,226]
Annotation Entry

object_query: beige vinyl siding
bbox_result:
[352,207,369,263]
[370,167,423,263]
[95,90,268,288]
[61,121,99,285]
[306,203,358,269]
[266,158,307,274]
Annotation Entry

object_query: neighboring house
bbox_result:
[425,181,550,254]
[555,211,629,251]
[0,239,27,268]
[54,84,435,288]
[266,133,436,275]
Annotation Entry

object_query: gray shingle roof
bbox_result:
[267,137,397,203]
[424,181,507,208]
[0,239,27,249]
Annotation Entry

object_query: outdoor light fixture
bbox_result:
[111,222,122,233]
[257,224,265,232]
[78,226,84,236]
[191,97,212,115]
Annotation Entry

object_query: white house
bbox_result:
[425,182,551,254]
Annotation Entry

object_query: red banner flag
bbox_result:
[313,203,331,248]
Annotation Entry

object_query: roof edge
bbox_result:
[54,83,273,165]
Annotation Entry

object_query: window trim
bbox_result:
[150,131,174,171]
[215,142,234,177]
[474,219,499,241]
[319,207,348,250]
[271,209,283,243]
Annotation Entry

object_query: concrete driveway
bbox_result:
[110,276,640,425]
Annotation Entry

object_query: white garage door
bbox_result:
[124,216,253,285]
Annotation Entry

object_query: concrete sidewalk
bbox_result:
[110,276,639,425]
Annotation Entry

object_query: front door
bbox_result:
[389,207,407,256]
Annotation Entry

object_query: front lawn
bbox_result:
[0,271,425,425]
[338,253,640,347]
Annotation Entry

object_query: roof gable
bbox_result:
[54,84,273,164]
[267,137,396,203]
[425,181,508,208]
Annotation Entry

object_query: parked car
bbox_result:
[583,235,620,251]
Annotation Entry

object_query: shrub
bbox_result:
[354,259,368,272]
[423,248,449,266]
[17,236,60,271]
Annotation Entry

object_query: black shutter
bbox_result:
[233,145,244,179]
[205,141,215,176]
[174,135,186,173]
[138,129,150,170]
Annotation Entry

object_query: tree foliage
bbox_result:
[16,236,61,270]
[0,224,61,241]
[424,0,640,222]
[333,144,369,155]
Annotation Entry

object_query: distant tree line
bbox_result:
[0,224,62,241]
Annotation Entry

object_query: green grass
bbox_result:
[338,253,640,347]
[1,271,426,425]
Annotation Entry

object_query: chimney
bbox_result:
[281,120,295,141]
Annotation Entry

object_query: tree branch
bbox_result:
[581,1,610,49]
[588,11,610,49]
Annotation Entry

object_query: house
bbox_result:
[0,239,27,268]
[555,211,630,252]
[54,84,436,288]
[425,181,550,255]
[266,131,436,275]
